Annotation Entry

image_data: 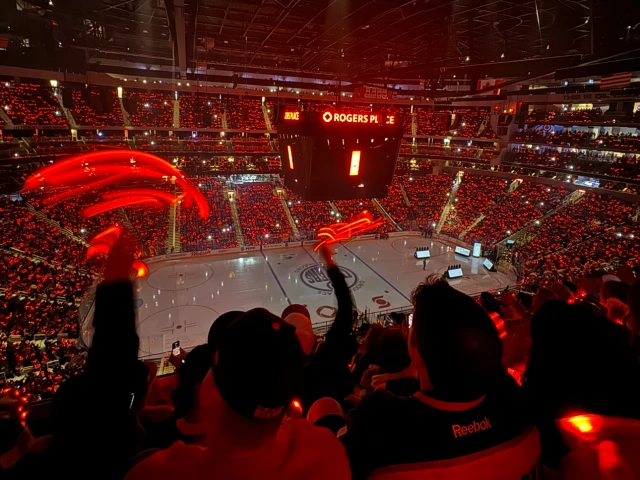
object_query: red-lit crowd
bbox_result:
[2,232,640,480]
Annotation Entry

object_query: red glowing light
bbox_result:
[22,150,209,219]
[82,197,162,218]
[86,243,112,259]
[313,212,385,251]
[101,188,181,205]
[292,400,302,409]
[89,225,122,247]
[489,312,507,339]
[133,260,149,279]
[560,415,603,438]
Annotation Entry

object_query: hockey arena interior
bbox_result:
[1,0,640,478]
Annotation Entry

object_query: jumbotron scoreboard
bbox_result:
[274,108,403,201]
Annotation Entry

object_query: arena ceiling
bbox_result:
[4,0,640,84]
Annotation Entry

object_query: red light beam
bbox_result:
[82,197,163,218]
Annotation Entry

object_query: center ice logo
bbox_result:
[299,265,359,292]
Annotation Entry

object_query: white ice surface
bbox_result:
[135,236,515,356]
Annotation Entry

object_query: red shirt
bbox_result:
[125,419,350,480]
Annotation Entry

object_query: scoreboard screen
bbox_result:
[276,108,403,201]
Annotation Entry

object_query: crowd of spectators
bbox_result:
[441,175,508,238]
[0,82,68,126]
[3,232,639,479]
[225,97,266,130]
[235,183,292,245]
[180,176,237,251]
[507,145,640,180]
[512,129,640,152]
[123,91,174,128]
[178,94,223,129]
[523,108,605,123]
[401,174,453,227]
[229,135,273,153]
[63,85,123,127]
[466,182,568,246]
[375,176,411,227]
[520,194,634,260]
[285,190,333,239]
[414,108,447,135]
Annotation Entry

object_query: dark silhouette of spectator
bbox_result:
[524,300,640,468]
[342,275,538,479]
[126,308,350,480]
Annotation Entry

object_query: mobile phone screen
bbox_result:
[408,314,414,327]
[171,340,180,356]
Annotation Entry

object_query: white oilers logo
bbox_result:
[296,264,363,294]
[451,417,492,438]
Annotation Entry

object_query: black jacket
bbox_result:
[301,265,356,411]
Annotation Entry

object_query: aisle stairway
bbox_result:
[436,171,463,233]
[119,98,132,128]
[0,108,13,126]
[173,99,180,128]
[228,197,245,246]
[279,195,300,238]
[398,179,417,229]
[166,203,180,253]
[372,198,400,231]
[263,104,273,131]
[221,110,229,130]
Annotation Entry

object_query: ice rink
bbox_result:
[134,235,516,357]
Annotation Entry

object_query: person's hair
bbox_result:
[171,344,213,419]
[389,311,407,328]
[376,328,411,373]
[479,291,502,317]
[601,280,630,303]
[208,311,243,354]
[361,323,384,353]
[525,300,640,419]
[410,275,503,396]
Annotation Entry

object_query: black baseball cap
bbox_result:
[213,308,304,421]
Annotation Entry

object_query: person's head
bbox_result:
[306,397,345,436]
[361,323,384,353]
[172,344,214,419]
[208,310,243,354]
[284,312,316,356]
[600,281,630,324]
[549,282,575,304]
[282,304,311,321]
[525,300,640,416]
[627,282,640,339]
[376,328,411,374]
[479,291,502,317]
[531,287,558,313]
[409,275,503,397]
[213,308,304,427]
[389,312,407,328]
